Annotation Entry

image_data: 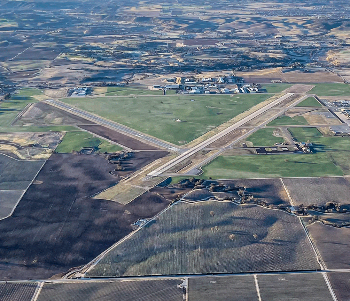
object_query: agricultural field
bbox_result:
[288,127,350,174]
[105,86,172,96]
[328,273,350,301]
[55,131,122,153]
[87,201,318,277]
[0,89,43,130]
[188,275,258,301]
[281,71,341,84]
[245,128,284,146]
[261,83,292,94]
[166,178,290,206]
[0,190,25,219]
[0,154,45,190]
[309,83,350,96]
[288,127,323,141]
[37,279,183,301]
[200,153,344,179]
[308,223,350,269]
[282,177,350,206]
[267,115,308,126]
[0,282,38,301]
[0,132,63,160]
[16,102,96,128]
[257,273,333,301]
[0,153,170,280]
[224,179,290,206]
[289,127,350,153]
[79,125,160,151]
[61,94,271,145]
[295,97,322,107]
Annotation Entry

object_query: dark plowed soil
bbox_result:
[79,124,160,150]
[0,282,38,301]
[223,179,291,206]
[0,154,44,190]
[307,223,350,270]
[37,279,183,301]
[328,272,350,301]
[0,153,170,280]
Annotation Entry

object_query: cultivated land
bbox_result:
[289,127,350,173]
[267,115,308,126]
[0,190,25,219]
[16,102,96,128]
[245,128,284,146]
[55,131,122,153]
[200,153,344,179]
[0,132,63,160]
[261,84,293,94]
[328,273,350,301]
[61,94,271,145]
[188,275,258,301]
[0,282,38,301]
[0,89,43,130]
[0,154,44,190]
[223,179,291,206]
[309,83,350,96]
[37,279,183,301]
[201,124,350,179]
[257,273,333,301]
[78,124,160,151]
[307,223,350,270]
[295,96,322,107]
[0,153,169,280]
[282,177,350,206]
[105,87,171,96]
[87,201,318,277]
[2,0,350,298]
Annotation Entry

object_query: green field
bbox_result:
[267,115,308,126]
[246,128,284,146]
[61,94,270,145]
[201,153,344,178]
[106,87,163,96]
[309,83,350,96]
[105,87,177,96]
[289,127,350,155]
[202,127,350,178]
[296,97,322,107]
[2,125,78,133]
[261,83,292,94]
[55,131,122,153]
[0,88,42,129]
[288,127,323,141]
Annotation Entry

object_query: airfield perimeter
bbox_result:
[0,79,350,300]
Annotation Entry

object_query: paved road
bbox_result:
[44,99,181,152]
[177,94,309,176]
[148,93,295,177]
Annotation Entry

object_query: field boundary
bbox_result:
[0,155,47,221]
[254,274,262,301]
[30,281,44,301]
[76,126,132,152]
[80,199,180,277]
[81,197,323,279]
[280,177,338,300]
[44,99,181,152]
[176,94,309,176]
[11,102,33,126]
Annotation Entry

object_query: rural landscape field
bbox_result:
[1,0,350,300]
